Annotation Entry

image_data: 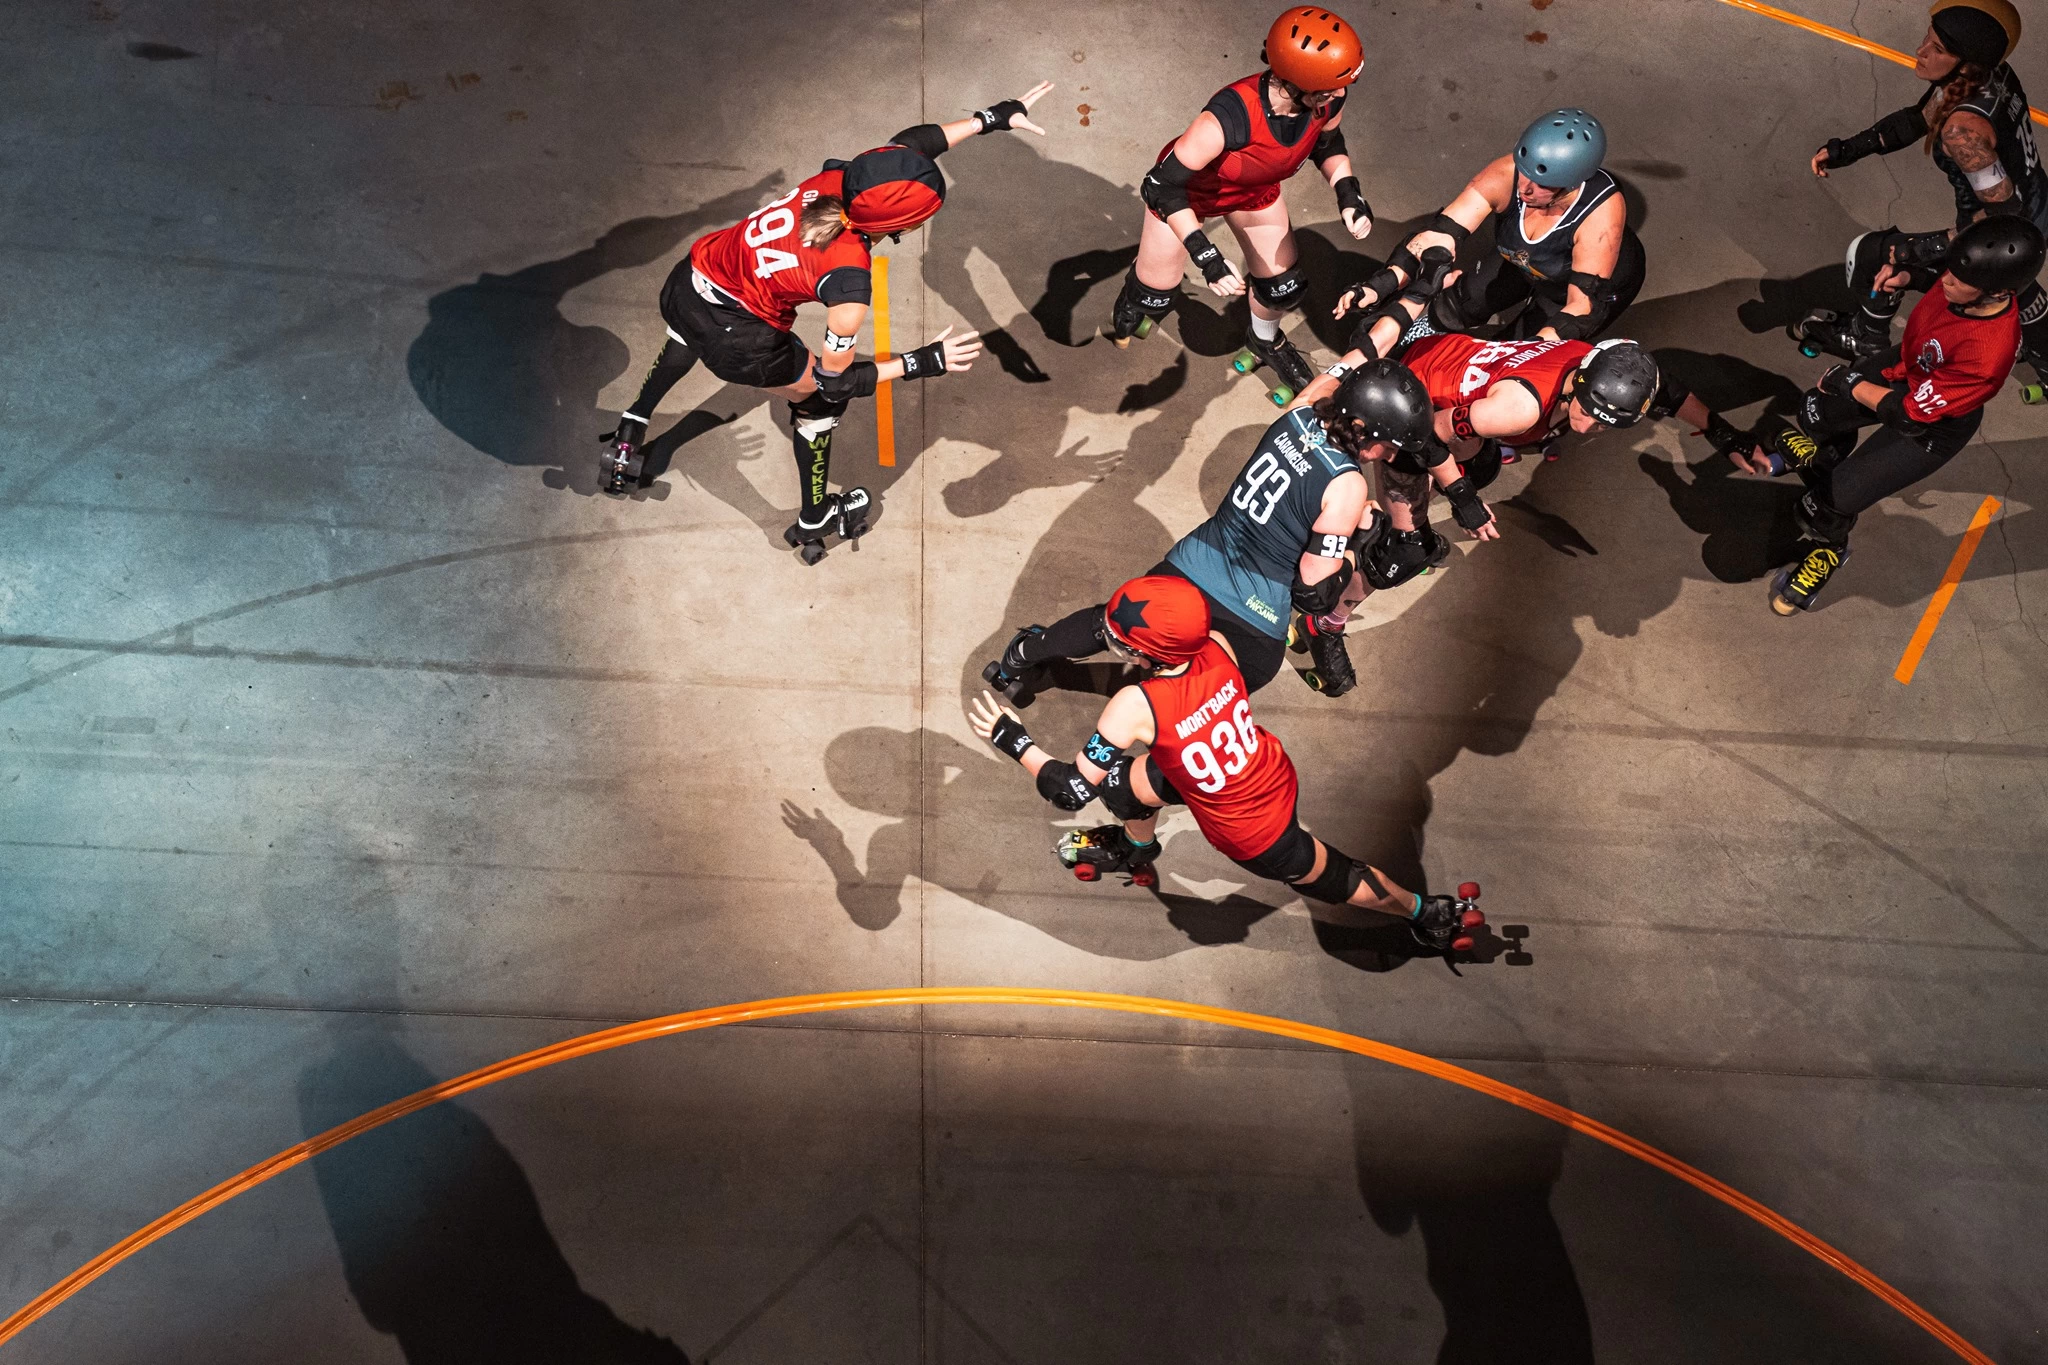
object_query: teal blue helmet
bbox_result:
[1513,108,1607,189]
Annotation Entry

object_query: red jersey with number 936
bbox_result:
[1402,333,1593,446]
[689,170,874,332]
[1141,639,1298,860]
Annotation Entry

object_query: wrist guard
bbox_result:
[1821,105,1928,169]
[1334,176,1371,222]
[1875,385,1914,428]
[1441,475,1490,531]
[973,98,1028,134]
[1184,229,1233,284]
[1819,363,1857,400]
[988,713,1033,761]
[898,340,948,380]
[1359,265,1403,306]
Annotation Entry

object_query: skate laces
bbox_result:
[1777,428,1818,466]
[1791,548,1840,591]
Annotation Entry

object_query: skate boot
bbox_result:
[1293,614,1356,698]
[2017,337,2048,406]
[1230,327,1316,406]
[1409,882,1486,954]
[1055,824,1159,888]
[781,487,873,566]
[1106,289,1156,349]
[1789,308,1889,362]
[597,417,648,496]
[982,625,1050,707]
[1752,423,1819,478]
[1769,545,1848,615]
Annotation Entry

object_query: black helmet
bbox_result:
[1329,358,1435,451]
[1943,215,2046,295]
[1572,339,1659,427]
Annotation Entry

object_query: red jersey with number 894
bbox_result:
[689,170,874,332]
[1140,639,1298,860]
[1402,333,1593,446]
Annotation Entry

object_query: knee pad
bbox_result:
[790,390,849,434]
[1797,491,1856,547]
[1249,265,1306,313]
[1291,848,1386,906]
[2021,282,2048,326]
[1122,268,1178,318]
[1099,756,1156,823]
[1362,526,1448,591]
[1426,286,1477,336]
[1846,228,1899,293]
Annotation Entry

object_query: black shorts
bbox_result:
[1145,560,1287,692]
[1141,757,1318,883]
[658,259,809,389]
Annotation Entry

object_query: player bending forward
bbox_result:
[968,575,1486,955]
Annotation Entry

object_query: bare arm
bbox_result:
[1433,381,1543,448]
[1298,470,1368,584]
[1405,155,1512,262]
[820,302,982,384]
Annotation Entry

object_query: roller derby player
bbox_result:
[1109,7,1376,405]
[980,360,1449,707]
[597,82,1053,563]
[968,575,1486,954]
[1796,0,2048,399]
[1734,216,2040,615]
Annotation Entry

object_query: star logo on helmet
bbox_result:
[1109,596,1150,633]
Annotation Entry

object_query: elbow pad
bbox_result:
[1291,554,1355,615]
[1425,213,1473,245]
[888,123,952,161]
[812,359,879,402]
[1824,105,1928,168]
[1310,125,1348,169]
[1140,153,1196,220]
[1549,310,1597,341]
[1036,760,1100,812]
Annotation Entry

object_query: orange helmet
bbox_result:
[1262,8,1364,92]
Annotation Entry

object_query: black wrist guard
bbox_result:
[1822,105,1928,168]
[1875,385,1914,428]
[1441,475,1490,531]
[1360,266,1403,306]
[974,98,1028,134]
[1889,229,1952,270]
[1819,364,1857,400]
[1334,176,1371,221]
[988,713,1033,760]
[1402,247,1455,299]
[1389,245,1423,281]
[898,340,948,380]
[1184,229,1233,284]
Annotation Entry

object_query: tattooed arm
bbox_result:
[1943,109,2017,206]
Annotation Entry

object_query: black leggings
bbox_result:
[1020,568,1287,694]
[1795,388,1981,545]
[1438,230,1646,340]
[1847,226,2048,350]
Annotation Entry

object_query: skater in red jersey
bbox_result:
[968,575,1485,953]
[1107,8,1377,401]
[598,81,1053,564]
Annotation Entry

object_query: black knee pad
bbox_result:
[1249,265,1306,313]
[1123,268,1178,318]
[1362,526,1448,591]
[1797,491,1856,547]
[791,390,851,422]
[2021,282,2048,327]
[1291,847,1386,906]
[1428,281,1481,334]
[1099,756,1156,823]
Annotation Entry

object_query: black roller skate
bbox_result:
[1789,308,1889,362]
[1289,613,1356,697]
[1230,327,1315,407]
[782,487,872,566]
[1410,882,1486,955]
[982,625,1050,707]
[1751,423,1819,478]
[1769,545,1848,615]
[597,417,648,496]
[2016,338,2048,406]
[1106,289,1157,349]
[1056,824,1159,888]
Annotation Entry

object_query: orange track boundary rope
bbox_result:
[0,988,1995,1362]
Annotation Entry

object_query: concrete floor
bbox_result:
[3,0,2046,1360]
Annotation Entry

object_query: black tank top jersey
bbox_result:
[1164,408,1360,639]
[1922,65,2048,225]
[1493,168,1621,286]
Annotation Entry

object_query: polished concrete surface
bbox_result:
[3,1,2046,1360]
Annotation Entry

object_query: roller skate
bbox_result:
[982,625,1049,708]
[1230,327,1315,407]
[597,417,648,496]
[1751,423,1819,478]
[2016,339,2048,406]
[1789,309,1888,362]
[1105,289,1158,349]
[1055,824,1158,888]
[1410,883,1486,955]
[1289,613,1356,697]
[1769,545,1848,615]
[782,487,872,566]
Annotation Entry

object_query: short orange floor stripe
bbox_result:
[1895,496,2001,685]
[872,255,895,467]
[1716,0,2048,126]
[0,989,1995,1363]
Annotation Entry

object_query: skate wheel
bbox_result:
[1799,343,1822,359]
[1268,386,1293,407]
[1232,349,1260,374]
[782,526,801,548]
[1457,881,1480,901]
[797,543,827,566]
[1450,934,1477,954]
[1133,317,1154,340]
[1131,868,1157,888]
[1073,863,1100,882]
[2021,383,2046,405]
[1303,669,1327,693]
[1458,909,1485,930]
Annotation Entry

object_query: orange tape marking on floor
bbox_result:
[1895,495,2002,684]
[0,988,1995,1364]
[872,254,895,467]
[1716,0,2048,126]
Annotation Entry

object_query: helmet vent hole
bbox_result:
[1316,38,1328,49]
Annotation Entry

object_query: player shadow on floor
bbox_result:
[404,178,776,497]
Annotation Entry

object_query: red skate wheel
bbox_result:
[1451,934,1477,953]
[1132,868,1157,888]
[1456,881,1481,901]
[1458,909,1486,930]
[1073,864,1100,882]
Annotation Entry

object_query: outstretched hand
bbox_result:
[968,689,1017,742]
[977,82,1055,136]
[927,324,983,372]
[1463,508,1502,542]
[1009,81,1054,135]
[1333,284,1376,319]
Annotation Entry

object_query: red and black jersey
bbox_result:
[1157,73,1343,218]
[1141,639,1298,861]
[688,171,874,333]
[1402,333,1593,447]
[1881,288,2021,423]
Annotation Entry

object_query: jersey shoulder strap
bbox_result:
[1203,85,1254,151]
[1562,170,1620,228]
